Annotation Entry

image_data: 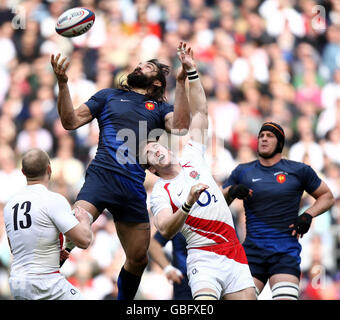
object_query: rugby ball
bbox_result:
[55,7,95,38]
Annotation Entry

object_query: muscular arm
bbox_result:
[165,42,194,135]
[64,207,92,249]
[154,207,187,240]
[57,84,93,130]
[169,81,191,134]
[51,54,93,130]
[187,71,208,144]
[154,183,208,239]
[306,181,335,218]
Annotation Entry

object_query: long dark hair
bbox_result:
[119,59,170,102]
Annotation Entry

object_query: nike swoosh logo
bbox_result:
[177,190,183,196]
[120,99,130,102]
[252,178,262,182]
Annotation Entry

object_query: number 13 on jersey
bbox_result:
[12,201,32,231]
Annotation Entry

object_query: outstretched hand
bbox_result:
[176,41,196,82]
[51,53,70,84]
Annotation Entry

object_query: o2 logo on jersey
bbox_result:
[145,101,155,110]
[197,190,218,207]
[276,174,286,184]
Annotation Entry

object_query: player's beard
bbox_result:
[127,70,155,89]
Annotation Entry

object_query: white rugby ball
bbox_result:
[55,7,95,38]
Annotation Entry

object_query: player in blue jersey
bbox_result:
[50,42,192,300]
[148,231,192,300]
[222,122,335,300]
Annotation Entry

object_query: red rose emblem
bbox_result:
[190,170,200,180]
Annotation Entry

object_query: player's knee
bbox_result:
[271,282,299,300]
[242,287,257,300]
[127,252,148,270]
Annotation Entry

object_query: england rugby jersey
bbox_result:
[4,184,79,276]
[150,140,238,249]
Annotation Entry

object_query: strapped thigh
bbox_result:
[271,281,299,300]
[194,291,218,300]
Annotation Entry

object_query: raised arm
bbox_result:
[181,46,208,144]
[165,42,192,135]
[51,53,93,130]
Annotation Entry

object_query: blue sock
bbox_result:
[117,267,142,300]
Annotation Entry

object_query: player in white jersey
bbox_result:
[144,48,256,300]
[4,148,92,300]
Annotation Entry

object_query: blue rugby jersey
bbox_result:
[223,159,321,240]
[85,88,173,183]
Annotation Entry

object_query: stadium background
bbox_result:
[0,0,339,300]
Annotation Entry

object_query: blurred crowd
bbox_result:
[0,0,340,300]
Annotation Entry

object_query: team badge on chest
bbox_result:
[276,173,286,183]
[274,171,288,184]
[190,170,200,180]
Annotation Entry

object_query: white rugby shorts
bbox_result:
[187,242,255,298]
[9,273,83,300]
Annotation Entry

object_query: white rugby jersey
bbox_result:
[4,184,79,276]
[150,140,238,249]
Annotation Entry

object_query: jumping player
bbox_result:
[50,42,191,300]
[222,122,335,299]
[145,49,256,300]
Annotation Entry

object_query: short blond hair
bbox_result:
[22,148,50,179]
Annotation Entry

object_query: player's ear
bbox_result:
[152,79,162,87]
[148,166,157,175]
[47,164,52,179]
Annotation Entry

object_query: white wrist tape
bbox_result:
[71,207,94,224]
[187,69,199,82]
[163,264,182,276]
[181,202,192,215]
[65,239,76,251]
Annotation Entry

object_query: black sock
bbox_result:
[117,267,142,300]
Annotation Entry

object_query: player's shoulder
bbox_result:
[91,88,118,99]
[150,177,173,199]
[152,177,166,192]
[157,99,172,108]
[235,160,258,170]
[280,158,311,171]
[96,88,122,96]
[44,189,70,207]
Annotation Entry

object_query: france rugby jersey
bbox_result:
[223,159,321,240]
[85,88,173,183]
